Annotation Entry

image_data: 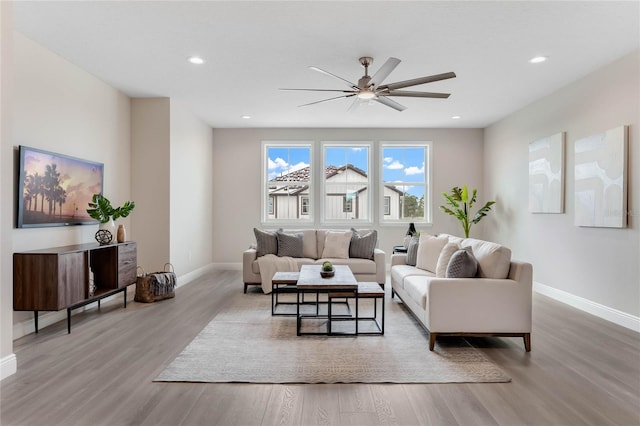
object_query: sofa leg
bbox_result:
[429,333,436,351]
[523,333,531,352]
[244,283,248,294]
[391,289,395,299]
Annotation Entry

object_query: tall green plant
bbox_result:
[440,185,495,238]
[86,194,135,223]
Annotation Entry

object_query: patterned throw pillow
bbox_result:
[349,228,378,259]
[445,246,478,278]
[406,236,420,266]
[276,231,303,258]
[254,228,279,257]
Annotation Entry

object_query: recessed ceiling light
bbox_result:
[529,56,548,64]
[451,115,462,120]
[241,115,251,119]
[187,56,205,65]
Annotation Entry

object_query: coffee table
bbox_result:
[296,265,358,336]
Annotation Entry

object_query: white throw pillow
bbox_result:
[436,241,461,277]
[462,239,512,279]
[415,234,449,273]
[321,231,353,259]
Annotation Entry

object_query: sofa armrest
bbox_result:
[426,277,532,332]
[391,253,408,266]
[373,248,386,285]
[243,248,259,283]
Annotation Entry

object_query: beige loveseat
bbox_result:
[243,229,386,293]
[391,233,533,351]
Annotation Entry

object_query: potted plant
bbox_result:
[87,194,135,244]
[440,185,495,238]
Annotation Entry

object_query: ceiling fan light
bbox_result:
[357,90,376,100]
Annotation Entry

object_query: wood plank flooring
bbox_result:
[1,269,639,425]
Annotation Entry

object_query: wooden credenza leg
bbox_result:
[67,308,72,334]
[34,311,38,334]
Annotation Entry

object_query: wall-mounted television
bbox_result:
[17,145,104,228]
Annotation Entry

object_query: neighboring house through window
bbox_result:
[381,143,431,223]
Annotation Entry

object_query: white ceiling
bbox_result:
[13,1,640,129]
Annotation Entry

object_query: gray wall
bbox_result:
[211,128,485,265]
[484,50,639,318]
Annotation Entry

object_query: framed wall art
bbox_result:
[529,132,565,213]
[574,125,628,228]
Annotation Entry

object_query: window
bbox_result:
[380,144,430,223]
[383,196,391,215]
[263,143,312,222]
[300,196,309,215]
[322,143,371,222]
[343,195,353,213]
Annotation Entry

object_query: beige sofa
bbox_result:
[391,233,533,351]
[243,229,386,293]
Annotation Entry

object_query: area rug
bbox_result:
[155,291,511,384]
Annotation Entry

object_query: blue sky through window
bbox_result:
[267,147,310,180]
[325,146,368,172]
[382,146,426,197]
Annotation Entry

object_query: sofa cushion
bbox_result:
[404,275,430,309]
[461,239,512,279]
[349,228,377,259]
[316,257,376,274]
[416,234,449,273]
[254,228,279,257]
[289,229,318,259]
[446,246,478,278]
[321,230,353,259]
[276,231,303,258]
[391,264,431,290]
[436,241,461,277]
[406,236,420,266]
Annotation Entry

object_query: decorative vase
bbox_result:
[117,224,126,243]
[96,218,116,245]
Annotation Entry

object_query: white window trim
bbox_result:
[320,141,373,226]
[261,141,314,225]
[379,142,432,224]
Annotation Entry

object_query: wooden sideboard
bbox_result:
[14,241,137,333]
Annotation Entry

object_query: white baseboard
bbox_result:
[177,263,216,287]
[534,281,640,333]
[0,353,17,381]
[212,262,242,271]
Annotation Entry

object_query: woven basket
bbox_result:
[134,263,176,303]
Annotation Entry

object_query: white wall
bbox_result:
[131,98,170,272]
[1,0,16,380]
[10,33,132,337]
[484,50,639,320]
[211,128,484,265]
[169,100,214,276]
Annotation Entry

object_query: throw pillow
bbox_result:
[415,234,449,273]
[276,231,303,258]
[446,246,478,278]
[436,242,461,277]
[406,236,420,266]
[349,228,377,259]
[254,228,278,257]
[321,230,353,259]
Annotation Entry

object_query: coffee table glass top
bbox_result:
[297,265,357,290]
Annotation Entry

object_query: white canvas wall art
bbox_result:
[574,125,628,228]
[529,132,565,213]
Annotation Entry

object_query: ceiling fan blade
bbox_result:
[280,88,357,93]
[298,93,356,108]
[348,97,362,112]
[375,96,406,112]
[309,66,357,89]
[369,57,401,87]
[379,72,456,91]
[385,90,450,99]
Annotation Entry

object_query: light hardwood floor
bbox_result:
[1,270,639,425]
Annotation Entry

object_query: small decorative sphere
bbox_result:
[95,229,113,245]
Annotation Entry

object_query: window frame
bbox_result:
[379,142,432,224]
[321,142,373,225]
[262,141,313,224]
[300,196,310,215]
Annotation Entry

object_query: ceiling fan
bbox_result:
[281,57,456,112]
